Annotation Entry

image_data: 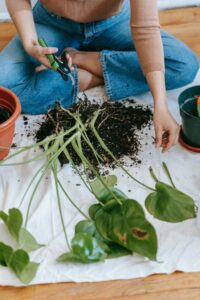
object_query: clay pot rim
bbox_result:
[0,86,21,132]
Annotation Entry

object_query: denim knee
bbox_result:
[165,47,199,90]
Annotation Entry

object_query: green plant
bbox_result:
[145,163,197,222]
[58,175,158,262]
[0,208,41,284]
[0,104,197,283]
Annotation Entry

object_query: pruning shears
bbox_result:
[38,37,73,82]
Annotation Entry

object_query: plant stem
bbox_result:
[52,161,71,250]
[62,148,91,193]
[18,163,47,208]
[24,161,50,227]
[162,162,176,188]
[0,124,78,166]
[58,179,89,220]
[24,132,80,227]
[72,136,123,206]
[149,167,159,183]
[90,111,155,191]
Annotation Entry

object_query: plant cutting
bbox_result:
[145,163,197,222]
[58,175,158,263]
[0,86,21,160]
[0,208,41,284]
[88,109,197,223]
[0,100,197,283]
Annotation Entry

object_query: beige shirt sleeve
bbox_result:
[130,0,165,76]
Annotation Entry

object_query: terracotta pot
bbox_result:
[0,87,21,160]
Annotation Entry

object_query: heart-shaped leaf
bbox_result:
[58,233,107,264]
[74,220,131,260]
[0,208,23,240]
[75,220,96,236]
[8,249,30,276]
[18,228,44,253]
[95,199,145,240]
[8,249,39,284]
[0,211,8,224]
[98,188,128,204]
[90,175,117,199]
[95,200,157,260]
[0,242,13,266]
[145,182,196,223]
[89,204,102,220]
[18,262,39,285]
[111,215,157,260]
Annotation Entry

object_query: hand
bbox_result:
[61,48,74,71]
[153,107,180,152]
[24,40,58,70]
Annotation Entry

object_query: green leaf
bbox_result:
[8,249,29,276]
[89,204,103,220]
[0,211,8,224]
[95,200,157,260]
[57,252,84,263]
[98,188,128,204]
[75,220,96,236]
[0,242,13,266]
[95,208,112,241]
[145,182,196,223]
[7,208,23,240]
[8,249,39,284]
[18,228,44,253]
[105,242,132,259]
[72,233,107,263]
[90,175,117,199]
[18,262,39,285]
[58,233,107,264]
[111,216,157,260]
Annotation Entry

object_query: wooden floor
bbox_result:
[0,6,200,300]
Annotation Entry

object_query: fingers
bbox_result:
[155,127,180,153]
[40,47,58,56]
[162,126,180,153]
[65,53,74,71]
[155,126,162,148]
[35,65,47,73]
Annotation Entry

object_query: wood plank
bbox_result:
[1,272,200,300]
[0,22,16,50]
[159,7,200,26]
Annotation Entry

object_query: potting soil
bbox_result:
[35,99,152,170]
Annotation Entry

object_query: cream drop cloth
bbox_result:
[0,71,200,286]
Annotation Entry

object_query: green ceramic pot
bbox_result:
[178,86,200,148]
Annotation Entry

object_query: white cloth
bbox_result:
[0,71,200,286]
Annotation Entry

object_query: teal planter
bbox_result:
[178,86,200,150]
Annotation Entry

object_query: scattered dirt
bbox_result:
[35,99,153,171]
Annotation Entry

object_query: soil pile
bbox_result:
[36,99,153,168]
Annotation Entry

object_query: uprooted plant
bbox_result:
[0,101,197,283]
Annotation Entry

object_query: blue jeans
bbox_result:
[0,1,199,114]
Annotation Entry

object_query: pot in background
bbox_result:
[0,86,21,160]
[178,85,200,152]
